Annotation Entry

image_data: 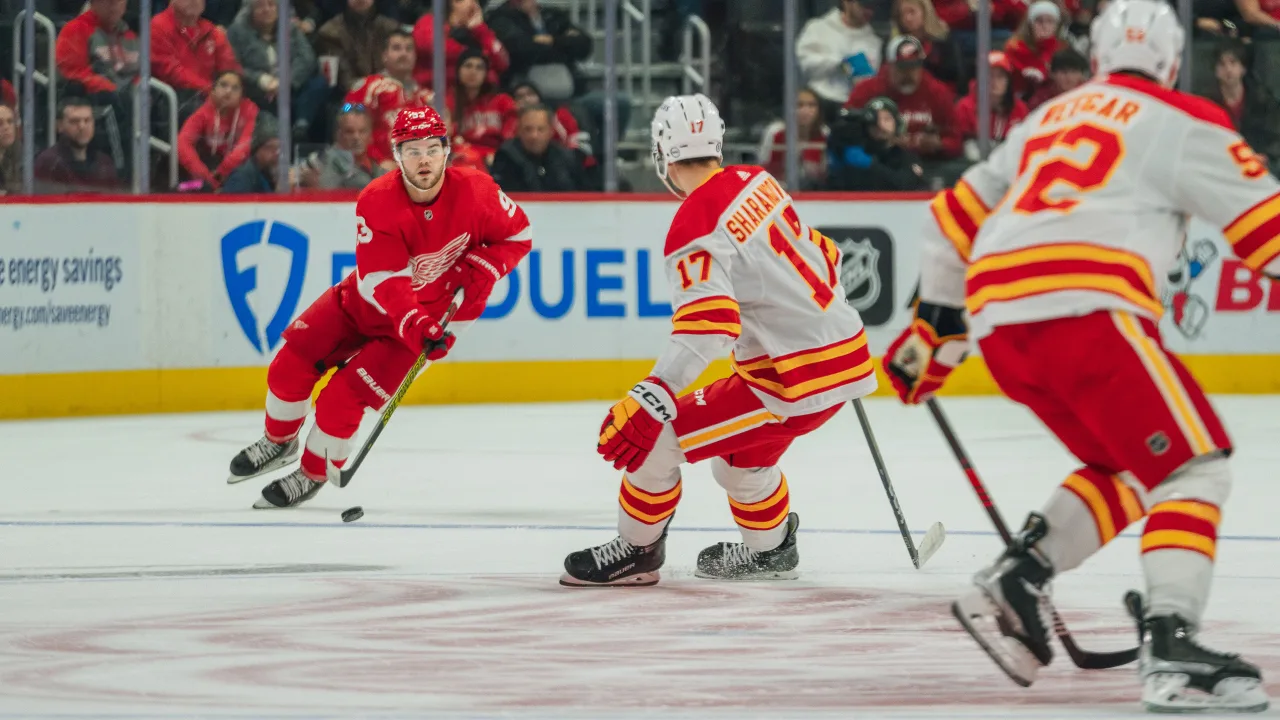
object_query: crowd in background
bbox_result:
[1,0,1278,195]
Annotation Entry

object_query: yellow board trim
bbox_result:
[4,354,1280,420]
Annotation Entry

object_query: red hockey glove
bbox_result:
[425,332,456,361]
[396,308,446,353]
[882,301,969,404]
[598,376,677,472]
[445,250,503,305]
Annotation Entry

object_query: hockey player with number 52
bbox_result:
[226,106,531,509]
[561,94,878,586]
[883,0,1276,712]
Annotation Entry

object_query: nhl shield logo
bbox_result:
[424,209,433,221]
[815,226,895,326]
[839,237,882,312]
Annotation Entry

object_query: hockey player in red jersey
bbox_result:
[885,0,1273,712]
[227,106,532,509]
[560,94,878,586]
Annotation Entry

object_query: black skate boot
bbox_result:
[952,513,1056,687]
[228,435,300,484]
[253,468,324,509]
[560,526,668,587]
[695,512,800,580]
[1140,613,1269,713]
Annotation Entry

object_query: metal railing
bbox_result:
[12,10,57,149]
[134,78,179,192]
[681,14,710,96]
[619,0,652,103]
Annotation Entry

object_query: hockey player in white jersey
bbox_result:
[883,0,1275,712]
[560,94,878,586]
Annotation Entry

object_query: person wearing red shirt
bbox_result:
[447,48,517,161]
[55,0,139,97]
[1233,0,1280,32]
[1026,47,1089,110]
[1005,0,1063,100]
[1,79,15,109]
[177,71,258,190]
[757,87,829,189]
[151,0,241,118]
[954,51,1028,160]
[226,106,533,509]
[413,0,509,90]
[346,29,436,169]
[931,0,1023,33]
[846,35,961,160]
[893,0,966,92]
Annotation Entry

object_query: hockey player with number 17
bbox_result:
[561,94,878,586]
[226,105,531,509]
[883,0,1275,712]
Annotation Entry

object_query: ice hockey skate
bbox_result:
[695,512,800,580]
[952,513,1055,687]
[253,468,324,509]
[1140,614,1269,713]
[560,526,668,587]
[227,435,299,484]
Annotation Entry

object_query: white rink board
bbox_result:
[1,199,1278,375]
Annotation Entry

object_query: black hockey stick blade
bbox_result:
[1055,612,1140,669]
[327,287,466,489]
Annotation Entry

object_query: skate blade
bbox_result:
[558,571,660,587]
[227,450,300,485]
[693,568,799,581]
[951,592,1040,688]
[1143,673,1270,714]
[252,495,289,509]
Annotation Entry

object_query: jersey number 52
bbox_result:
[1014,122,1125,215]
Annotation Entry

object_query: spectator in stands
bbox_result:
[825,97,926,191]
[1232,0,1280,33]
[448,48,517,163]
[932,0,1023,56]
[33,98,120,193]
[1027,47,1089,109]
[1204,41,1280,166]
[757,87,829,190]
[313,0,402,93]
[315,104,388,188]
[488,0,591,102]
[0,104,20,195]
[413,0,509,90]
[222,116,293,192]
[228,0,328,139]
[177,71,258,190]
[490,105,587,192]
[55,0,139,101]
[1005,1,1063,100]
[511,80,592,164]
[797,0,884,121]
[955,51,1027,160]
[892,0,965,92]
[1,80,15,110]
[151,0,242,119]
[847,36,960,160]
[346,30,435,169]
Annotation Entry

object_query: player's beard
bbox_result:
[403,163,443,192]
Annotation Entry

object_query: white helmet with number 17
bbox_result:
[651,94,725,197]
[1090,0,1184,87]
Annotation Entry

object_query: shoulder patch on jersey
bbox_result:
[1103,73,1234,132]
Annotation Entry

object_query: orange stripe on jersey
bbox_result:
[677,410,777,453]
[618,476,682,525]
[965,243,1161,318]
[1112,313,1215,456]
[731,331,875,402]
[929,180,990,261]
[671,295,742,338]
[1061,468,1146,545]
[1141,500,1220,561]
[1224,192,1280,273]
[728,475,791,530]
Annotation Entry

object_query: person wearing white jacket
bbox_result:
[797,0,884,119]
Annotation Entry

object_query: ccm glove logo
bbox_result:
[632,383,675,423]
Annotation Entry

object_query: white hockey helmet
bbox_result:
[651,93,725,197]
[1090,0,1184,87]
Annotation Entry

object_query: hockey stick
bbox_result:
[327,287,466,489]
[925,397,1139,670]
[851,399,947,569]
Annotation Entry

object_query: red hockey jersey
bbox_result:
[345,73,436,164]
[447,91,517,156]
[339,167,533,339]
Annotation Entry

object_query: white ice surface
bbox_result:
[0,396,1277,719]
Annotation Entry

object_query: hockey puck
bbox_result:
[341,506,364,523]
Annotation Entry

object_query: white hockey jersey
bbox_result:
[649,165,877,416]
[920,72,1280,339]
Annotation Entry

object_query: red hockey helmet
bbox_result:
[390,105,447,148]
